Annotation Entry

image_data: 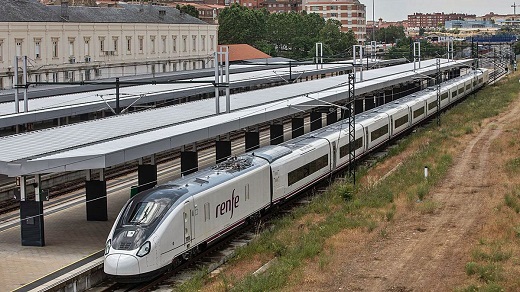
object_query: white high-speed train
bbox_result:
[104,69,489,282]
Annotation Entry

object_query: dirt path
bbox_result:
[295,95,520,291]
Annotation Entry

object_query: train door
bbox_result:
[389,116,394,137]
[331,141,337,171]
[272,168,283,203]
[183,201,193,247]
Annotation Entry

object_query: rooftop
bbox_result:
[0,0,206,24]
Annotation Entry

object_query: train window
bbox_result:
[473,81,477,87]
[394,115,408,128]
[466,84,471,91]
[370,124,389,142]
[452,91,458,98]
[288,154,328,186]
[339,138,363,158]
[479,78,483,84]
[458,87,464,95]
[128,202,160,225]
[428,101,437,110]
[413,107,425,119]
[441,92,449,100]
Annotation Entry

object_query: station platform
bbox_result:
[0,180,131,291]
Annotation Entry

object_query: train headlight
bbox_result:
[136,241,151,257]
[104,239,111,255]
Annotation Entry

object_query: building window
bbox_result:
[52,72,59,82]
[138,36,144,53]
[201,35,206,51]
[161,35,166,53]
[192,36,197,52]
[182,35,187,52]
[15,39,23,56]
[126,37,132,53]
[84,37,90,56]
[210,35,214,51]
[68,38,75,57]
[150,36,156,53]
[172,36,177,52]
[52,38,59,58]
[33,39,41,59]
[0,39,3,61]
[99,37,105,52]
[113,37,118,54]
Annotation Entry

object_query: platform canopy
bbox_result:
[0,59,473,177]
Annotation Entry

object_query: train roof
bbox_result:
[130,155,268,209]
[252,145,293,163]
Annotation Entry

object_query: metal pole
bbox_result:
[115,77,120,114]
[436,58,441,126]
[214,51,220,114]
[14,56,19,113]
[494,46,497,84]
[35,174,41,201]
[348,73,356,185]
[23,56,28,112]
[372,0,375,42]
[315,42,323,69]
[289,60,292,82]
[20,176,26,201]
[225,46,230,114]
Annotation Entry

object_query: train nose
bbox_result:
[104,254,140,275]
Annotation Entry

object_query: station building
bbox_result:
[0,0,218,90]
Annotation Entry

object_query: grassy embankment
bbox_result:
[177,71,520,291]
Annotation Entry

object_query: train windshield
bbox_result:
[128,202,161,225]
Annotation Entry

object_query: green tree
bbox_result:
[266,12,325,59]
[218,4,267,46]
[375,25,405,44]
[318,19,357,59]
[176,4,199,19]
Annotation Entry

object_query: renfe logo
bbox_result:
[216,189,240,219]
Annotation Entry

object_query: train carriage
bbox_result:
[268,137,332,203]
[104,69,489,282]
[357,111,391,151]
[104,155,272,281]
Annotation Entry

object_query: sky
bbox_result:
[362,0,515,22]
